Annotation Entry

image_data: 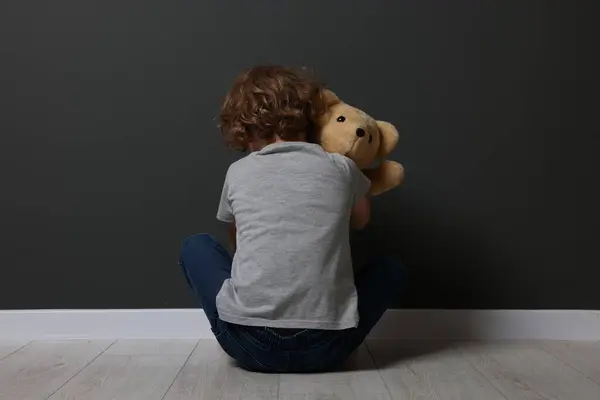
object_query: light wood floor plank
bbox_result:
[163,339,279,400]
[48,339,197,400]
[0,340,30,360]
[0,340,113,400]
[278,344,391,400]
[104,339,199,356]
[368,340,507,400]
[462,341,600,400]
[541,341,600,384]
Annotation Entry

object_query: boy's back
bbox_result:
[178,65,404,373]
[216,141,369,330]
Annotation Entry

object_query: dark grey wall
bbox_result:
[1,1,598,309]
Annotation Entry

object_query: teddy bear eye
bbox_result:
[336,116,346,122]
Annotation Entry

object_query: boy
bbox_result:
[179,66,406,372]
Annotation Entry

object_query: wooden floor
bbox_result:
[0,339,599,399]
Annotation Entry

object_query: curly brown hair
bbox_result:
[218,66,328,151]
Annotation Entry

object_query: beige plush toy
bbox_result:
[318,90,404,195]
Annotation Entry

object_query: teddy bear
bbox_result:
[317,90,405,196]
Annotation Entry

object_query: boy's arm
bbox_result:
[217,171,236,250]
[351,196,371,230]
[228,222,236,252]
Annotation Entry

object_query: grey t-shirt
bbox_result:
[215,142,370,330]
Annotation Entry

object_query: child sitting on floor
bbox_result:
[178,65,406,373]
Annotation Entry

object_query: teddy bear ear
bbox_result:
[376,120,399,158]
[322,89,340,106]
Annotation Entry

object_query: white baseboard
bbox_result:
[1,309,599,341]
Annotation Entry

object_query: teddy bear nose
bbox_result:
[356,128,366,138]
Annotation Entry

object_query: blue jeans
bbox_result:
[179,233,406,373]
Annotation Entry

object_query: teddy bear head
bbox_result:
[318,91,399,169]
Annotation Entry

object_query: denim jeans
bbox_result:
[178,233,406,373]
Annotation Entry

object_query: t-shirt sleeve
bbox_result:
[216,176,234,223]
[340,156,371,202]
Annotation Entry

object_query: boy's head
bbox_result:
[219,66,327,152]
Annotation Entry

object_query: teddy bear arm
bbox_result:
[363,161,405,196]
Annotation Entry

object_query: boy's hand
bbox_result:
[228,222,237,252]
[351,196,371,231]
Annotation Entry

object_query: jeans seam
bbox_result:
[210,318,228,339]
[213,327,227,339]
[238,329,272,351]
[265,327,309,339]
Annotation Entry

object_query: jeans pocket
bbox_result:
[237,326,273,351]
[220,329,278,372]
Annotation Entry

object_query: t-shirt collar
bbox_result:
[257,141,321,155]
